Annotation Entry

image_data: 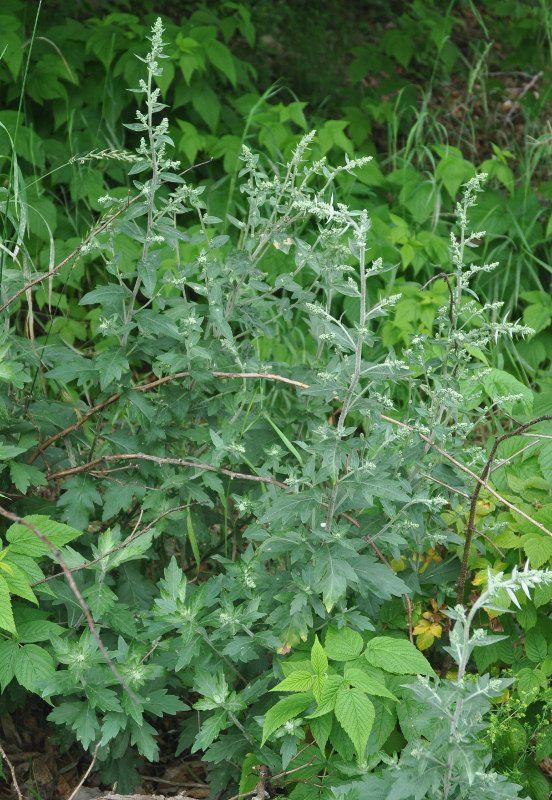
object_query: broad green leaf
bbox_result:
[324,626,363,661]
[101,711,126,745]
[73,703,100,750]
[144,688,188,716]
[365,636,434,675]
[137,255,160,299]
[192,709,228,752]
[6,515,82,558]
[95,348,129,390]
[310,712,332,753]
[130,718,159,760]
[519,532,552,569]
[524,628,547,662]
[0,638,18,690]
[311,635,328,676]
[79,284,132,306]
[343,666,398,701]
[538,442,552,477]
[14,644,55,691]
[45,356,99,385]
[271,671,314,693]
[536,726,552,763]
[334,684,375,761]
[2,560,37,604]
[516,602,537,631]
[85,685,122,713]
[192,81,220,131]
[9,461,46,493]
[0,575,15,634]
[329,715,355,760]
[280,659,313,677]
[517,667,547,697]
[308,674,345,716]
[481,368,533,415]
[366,697,397,754]
[262,693,312,744]
[205,39,236,86]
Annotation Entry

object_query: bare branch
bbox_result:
[28,372,307,465]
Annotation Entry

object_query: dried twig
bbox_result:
[454,414,552,607]
[45,451,290,488]
[225,751,317,800]
[0,741,23,800]
[67,742,101,800]
[381,414,552,540]
[28,372,307,465]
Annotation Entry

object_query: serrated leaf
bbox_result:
[0,638,18,690]
[2,560,37,604]
[334,684,375,761]
[80,284,132,306]
[145,688,189,716]
[130,718,159,760]
[73,703,100,749]
[366,697,397,753]
[482,368,533,414]
[7,515,82,558]
[9,461,46,493]
[536,726,552,762]
[271,671,314,693]
[14,644,55,691]
[311,635,328,676]
[94,348,129,390]
[83,581,117,620]
[16,619,64,643]
[519,532,552,568]
[516,602,537,631]
[324,626,364,661]
[192,709,228,753]
[365,636,434,675]
[262,693,312,744]
[525,628,547,662]
[343,666,398,701]
[205,39,236,86]
[308,674,345,716]
[329,715,355,760]
[101,711,126,745]
[310,712,332,753]
[0,574,15,634]
[86,685,122,712]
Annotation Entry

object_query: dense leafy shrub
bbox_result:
[2,9,552,800]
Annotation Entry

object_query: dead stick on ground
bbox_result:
[0,741,23,800]
[67,742,101,800]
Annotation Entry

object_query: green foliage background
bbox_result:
[1,1,552,798]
